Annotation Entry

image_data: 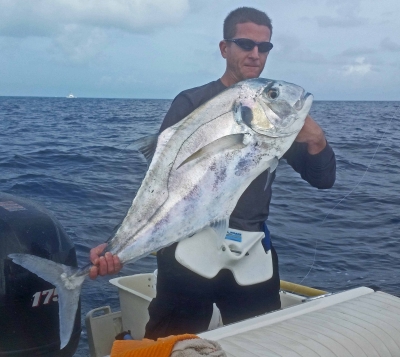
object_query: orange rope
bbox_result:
[110,334,198,357]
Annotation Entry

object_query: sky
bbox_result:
[0,0,399,100]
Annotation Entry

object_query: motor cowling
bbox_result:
[0,193,81,356]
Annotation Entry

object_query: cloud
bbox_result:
[273,35,326,65]
[0,0,190,64]
[340,47,377,57]
[381,37,400,52]
[0,0,190,38]
[51,25,109,64]
[315,1,368,28]
[343,57,372,76]
[315,14,368,28]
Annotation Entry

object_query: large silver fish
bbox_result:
[9,78,313,348]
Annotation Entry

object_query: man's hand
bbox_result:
[89,243,122,279]
[295,115,327,155]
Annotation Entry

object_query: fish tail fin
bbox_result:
[8,253,86,349]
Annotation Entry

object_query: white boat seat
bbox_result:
[199,288,400,357]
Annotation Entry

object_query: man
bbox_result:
[89,7,336,339]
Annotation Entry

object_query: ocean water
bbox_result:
[0,96,399,356]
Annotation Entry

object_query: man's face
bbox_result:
[220,22,271,85]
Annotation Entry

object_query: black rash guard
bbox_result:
[159,79,336,232]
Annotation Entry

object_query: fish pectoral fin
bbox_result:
[264,157,279,191]
[130,134,159,164]
[210,218,229,249]
[177,134,245,169]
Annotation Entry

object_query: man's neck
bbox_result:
[220,72,240,87]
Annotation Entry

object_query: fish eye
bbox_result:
[266,88,279,100]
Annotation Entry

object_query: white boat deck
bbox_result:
[199,288,400,357]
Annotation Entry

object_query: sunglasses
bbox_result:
[224,38,273,53]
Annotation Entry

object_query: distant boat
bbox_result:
[66,93,76,98]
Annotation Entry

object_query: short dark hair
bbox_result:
[223,7,273,39]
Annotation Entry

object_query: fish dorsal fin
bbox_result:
[130,134,159,164]
[177,134,245,169]
[264,157,279,191]
[210,218,229,248]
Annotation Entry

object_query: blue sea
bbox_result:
[1,97,399,356]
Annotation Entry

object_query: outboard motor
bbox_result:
[0,193,80,356]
